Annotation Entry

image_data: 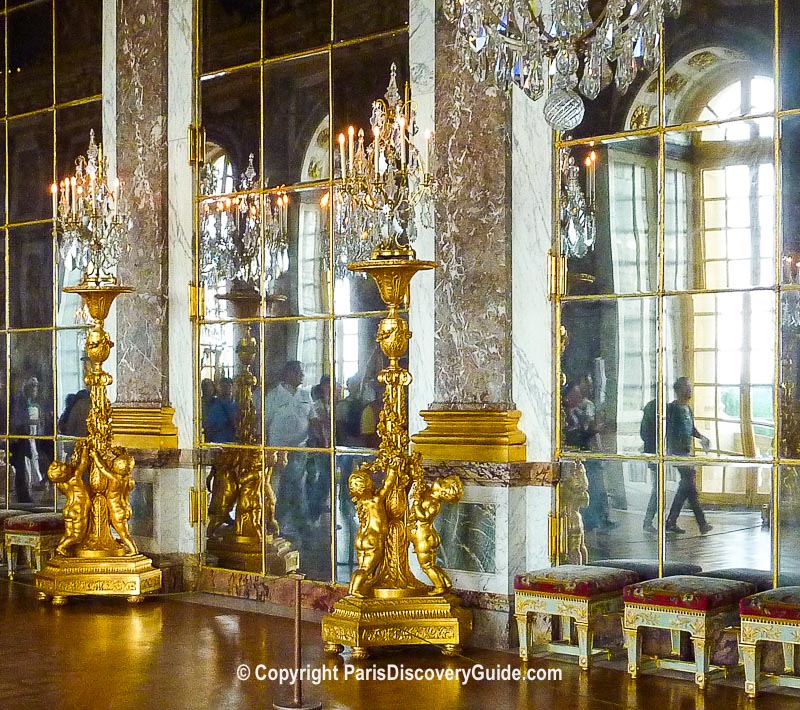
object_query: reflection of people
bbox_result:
[665,377,713,535]
[9,377,48,502]
[640,396,658,533]
[265,361,313,539]
[204,377,236,443]
[408,474,463,594]
[58,356,91,438]
[307,375,333,524]
[200,378,217,432]
[563,378,615,531]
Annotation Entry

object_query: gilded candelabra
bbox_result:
[323,64,470,657]
[334,64,436,270]
[200,153,289,296]
[205,297,299,573]
[321,249,471,657]
[36,133,161,604]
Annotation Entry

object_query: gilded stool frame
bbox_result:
[5,531,61,580]
[515,588,623,669]
[623,602,739,688]
[740,616,800,697]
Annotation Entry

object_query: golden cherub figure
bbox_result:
[348,459,400,598]
[563,460,590,565]
[90,448,138,555]
[408,474,463,594]
[48,440,91,556]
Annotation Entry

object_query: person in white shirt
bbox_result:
[264,361,312,539]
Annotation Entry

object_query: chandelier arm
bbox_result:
[483,0,661,55]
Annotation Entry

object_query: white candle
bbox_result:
[338,133,347,179]
[398,116,406,167]
[71,177,77,217]
[51,183,57,221]
[373,126,380,178]
[424,129,431,175]
[348,126,355,176]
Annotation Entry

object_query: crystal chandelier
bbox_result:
[444,0,682,131]
[560,147,596,258]
[52,129,128,286]
[334,63,436,264]
[199,154,289,294]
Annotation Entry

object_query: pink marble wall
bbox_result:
[115,0,169,405]
[433,22,513,409]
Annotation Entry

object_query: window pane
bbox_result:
[263,54,329,188]
[55,0,102,103]
[264,0,330,59]
[335,0,407,42]
[9,225,53,329]
[200,0,260,74]
[8,113,53,223]
[666,127,774,290]
[9,329,54,506]
[7,2,53,116]
[664,293,774,460]
[561,299,658,457]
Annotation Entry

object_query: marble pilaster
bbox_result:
[511,86,554,461]
[408,0,436,436]
[432,18,512,408]
[167,0,195,449]
[115,0,169,406]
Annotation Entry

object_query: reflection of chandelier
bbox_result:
[52,129,128,286]
[560,147,596,258]
[444,0,682,130]
[199,154,289,293]
[334,63,436,264]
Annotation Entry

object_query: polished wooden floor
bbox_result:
[2,578,800,709]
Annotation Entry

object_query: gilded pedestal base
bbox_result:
[35,554,162,603]
[321,594,472,658]
[411,410,527,463]
[206,534,299,575]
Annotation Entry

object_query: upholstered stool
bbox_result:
[591,558,702,580]
[699,568,776,593]
[4,513,64,579]
[514,564,639,669]
[0,510,29,565]
[623,575,754,688]
[740,586,800,697]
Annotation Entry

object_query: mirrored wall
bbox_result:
[557,0,799,583]
[0,0,102,513]
[194,0,409,582]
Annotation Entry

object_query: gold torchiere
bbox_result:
[35,131,161,604]
[205,289,299,573]
[321,67,471,658]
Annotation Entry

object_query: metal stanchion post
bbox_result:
[273,575,322,710]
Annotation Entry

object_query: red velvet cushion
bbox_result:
[5,513,65,533]
[740,587,800,621]
[0,510,28,526]
[624,575,754,611]
[514,564,639,597]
